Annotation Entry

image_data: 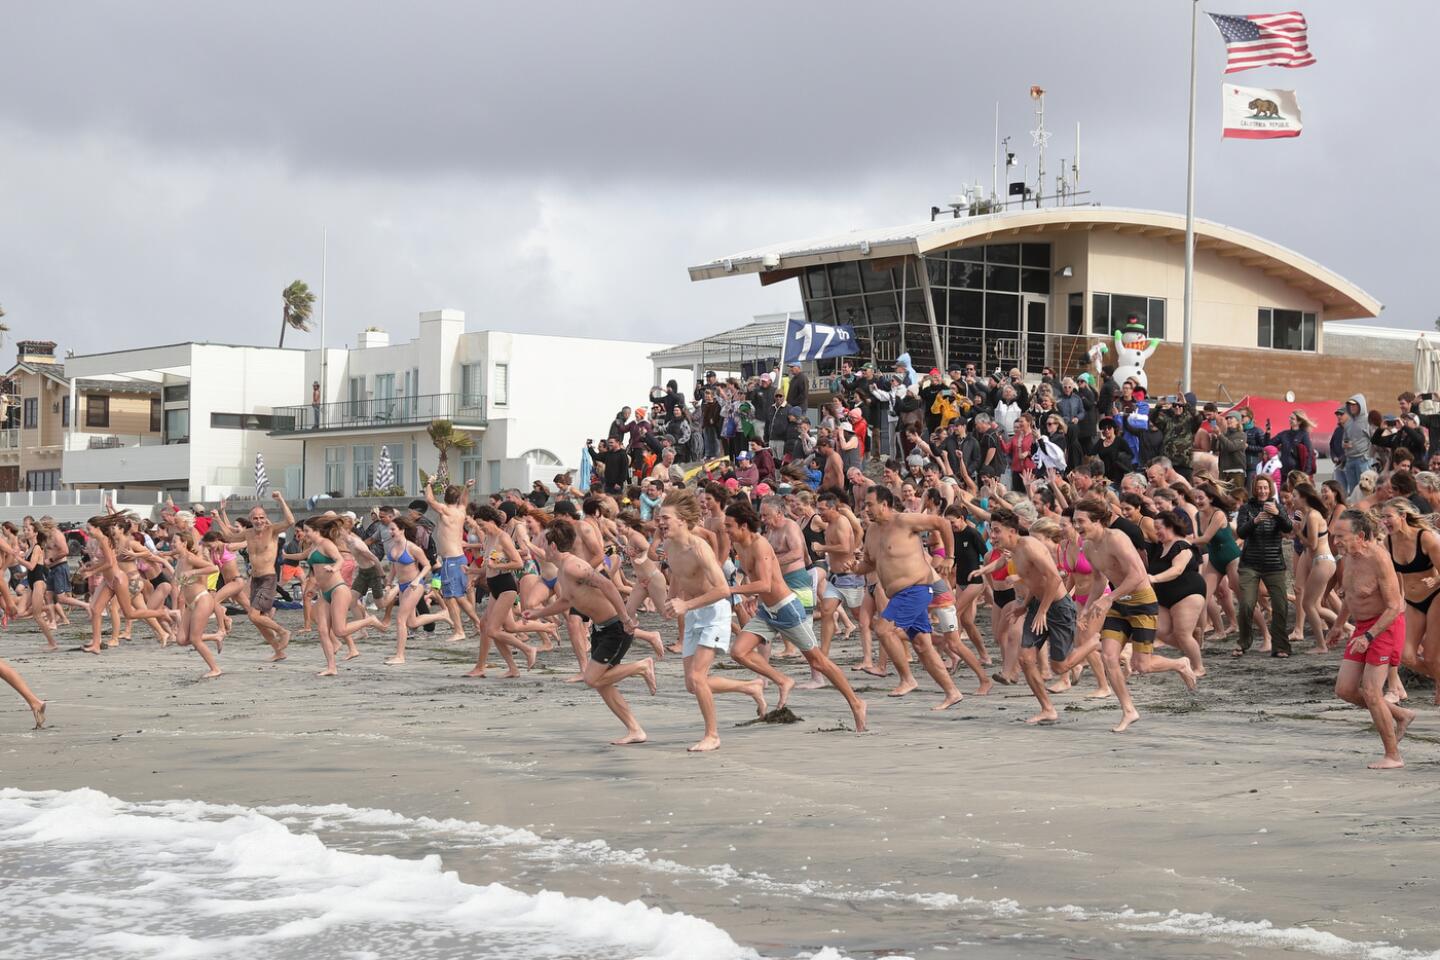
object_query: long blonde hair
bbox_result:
[1382,497,1435,531]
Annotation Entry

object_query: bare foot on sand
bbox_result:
[269,649,289,663]
[688,735,721,752]
[775,676,796,710]
[384,656,406,666]
[611,730,648,746]
[500,668,521,679]
[975,676,994,696]
[1046,677,1073,694]
[201,668,222,679]
[1396,709,1416,742]
[888,678,918,698]
[343,650,362,661]
[852,699,868,733]
[1086,687,1115,699]
[1180,663,1199,691]
[797,676,828,691]
[747,680,768,717]
[563,673,586,684]
[1368,756,1405,770]
[1111,709,1141,733]
[641,658,657,695]
[1026,708,1060,725]
[932,690,964,711]
[666,643,683,655]
[80,645,100,656]
[464,667,487,678]
[316,667,337,677]
[524,645,538,670]
[31,701,45,729]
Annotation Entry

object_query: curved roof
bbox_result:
[688,206,1381,321]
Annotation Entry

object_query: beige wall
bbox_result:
[1084,230,1324,349]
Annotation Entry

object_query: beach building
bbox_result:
[0,339,163,493]
[686,206,1410,402]
[269,310,668,496]
[59,342,307,502]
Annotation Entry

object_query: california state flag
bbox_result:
[1222,83,1302,140]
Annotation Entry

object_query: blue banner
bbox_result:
[783,319,861,364]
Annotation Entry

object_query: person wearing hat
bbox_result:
[694,369,719,403]
[1339,393,1373,495]
[785,360,808,413]
[734,450,760,488]
[1216,411,1249,487]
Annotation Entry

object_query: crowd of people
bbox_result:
[4,349,1440,770]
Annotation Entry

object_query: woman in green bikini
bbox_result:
[1190,482,1241,641]
[298,515,383,677]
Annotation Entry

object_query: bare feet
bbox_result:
[888,678,918,698]
[384,656,406,666]
[667,643,683,655]
[31,701,45,729]
[524,645,538,670]
[775,676,796,710]
[343,650,362,661]
[1368,756,1405,770]
[641,658,657,695]
[611,730,648,745]
[269,649,289,663]
[316,667,337,677]
[1086,687,1115,699]
[464,667,487,678]
[201,668,222,679]
[80,645,100,655]
[1111,709,1141,733]
[796,676,828,691]
[687,734,721,752]
[1396,709,1416,742]
[932,690,964,711]
[1046,676,1073,694]
[1026,708,1060,725]
[563,673,586,684]
[747,679,769,717]
[852,699,868,733]
[500,668,521,679]
[1180,663,1199,691]
[975,676,994,696]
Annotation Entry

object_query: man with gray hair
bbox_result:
[1119,472,1150,497]
[1414,471,1440,514]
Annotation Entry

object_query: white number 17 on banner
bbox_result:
[792,322,850,361]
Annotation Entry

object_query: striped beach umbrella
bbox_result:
[254,452,269,499]
[375,445,395,491]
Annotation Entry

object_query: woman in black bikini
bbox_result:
[1380,498,1440,705]
[465,505,536,679]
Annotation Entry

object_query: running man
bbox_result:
[726,502,868,732]
[1327,509,1416,769]
[526,519,656,746]
[657,489,766,752]
[854,486,964,710]
[992,514,1076,725]
[216,492,295,661]
[815,492,873,673]
[424,477,483,643]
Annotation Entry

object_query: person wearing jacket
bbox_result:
[1215,411,1248,487]
[1057,378,1086,464]
[1329,407,1347,475]
[1340,393,1373,495]
[1273,410,1316,476]
[1239,408,1268,478]
[1093,419,1135,484]
[1233,474,1293,658]
[699,390,723,459]
[993,385,1022,437]
[1153,395,1200,478]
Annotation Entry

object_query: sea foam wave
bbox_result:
[0,787,848,960]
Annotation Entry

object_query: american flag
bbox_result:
[1207,11,1315,73]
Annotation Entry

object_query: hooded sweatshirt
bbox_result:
[1342,393,1372,461]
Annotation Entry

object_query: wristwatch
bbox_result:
[1361,631,1375,643]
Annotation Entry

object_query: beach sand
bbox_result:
[3,607,1438,959]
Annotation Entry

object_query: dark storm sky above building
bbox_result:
[0,1,1431,353]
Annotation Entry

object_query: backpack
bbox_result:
[1296,441,1316,475]
[413,521,438,565]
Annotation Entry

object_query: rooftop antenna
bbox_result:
[1030,85,1050,209]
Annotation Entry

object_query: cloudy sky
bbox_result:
[1,1,1431,355]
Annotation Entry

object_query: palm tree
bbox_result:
[279,280,316,348]
[426,419,475,487]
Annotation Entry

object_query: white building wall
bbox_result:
[189,345,307,500]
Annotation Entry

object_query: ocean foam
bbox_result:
[0,788,846,960]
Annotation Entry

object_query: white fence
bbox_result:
[0,489,163,523]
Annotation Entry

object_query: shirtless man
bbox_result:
[854,486,964,710]
[815,437,845,493]
[424,478,483,642]
[760,496,816,666]
[216,492,295,661]
[992,514,1076,725]
[726,502,866,732]
[42,521,86,618]
[554,499,603,679]
[1058,496,1197,733]
[657,489,766,752]
[525,520,657,746]
[1327,509,1416,769]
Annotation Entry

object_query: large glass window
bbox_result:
[352,445,374,494]
[324,446,346,495]
[1257,308,1316,352]
[461,363,483,406]
[1092,293,1166,339]
[165,408,190,443]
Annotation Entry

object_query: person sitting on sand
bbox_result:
[1327,509,1415,769]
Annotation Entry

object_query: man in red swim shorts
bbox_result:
[1328,510,1416,769]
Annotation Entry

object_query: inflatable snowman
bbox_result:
[1110,319,1158,391]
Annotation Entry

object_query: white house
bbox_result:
[61,342,308,501]
[273,310,670,496]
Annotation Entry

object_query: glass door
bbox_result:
[1022,295,1049,377]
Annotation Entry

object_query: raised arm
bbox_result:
[272,491,295,534]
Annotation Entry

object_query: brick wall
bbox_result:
[1132,343,1412,406]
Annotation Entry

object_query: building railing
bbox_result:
[270,392,487,434]
[63,432,172,452]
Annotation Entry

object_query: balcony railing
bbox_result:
[63,432,173,452]
[270,392,487,435]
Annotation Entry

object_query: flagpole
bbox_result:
[319,227,328,411]
[1181,0,1198,394]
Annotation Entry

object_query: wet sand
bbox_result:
[4,608,1439,959]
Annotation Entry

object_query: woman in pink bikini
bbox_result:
[1050,514,1113,698]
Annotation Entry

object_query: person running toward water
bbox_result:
[1328,509,1415,769]
[380,515,451,665]
[168,528,224,679]
[724,501,868,732]
[854,486,965,710]
[214,492,294,661]
[423,478,486,644]
[524,519,656,746]
[657,488,766,753]
[991,513,1076,725]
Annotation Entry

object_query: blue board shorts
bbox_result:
[740,593,817,652]
[882,583,934,640]
[439,555,468,599]
[783,568,815,611]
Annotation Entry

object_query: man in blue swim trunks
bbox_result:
[423,477,482,645]
[855,486,965,710]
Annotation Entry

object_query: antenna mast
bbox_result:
[1029,86,1049,208]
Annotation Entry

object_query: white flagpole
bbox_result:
[319,227,328,408]
[1182,0,1198,394]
